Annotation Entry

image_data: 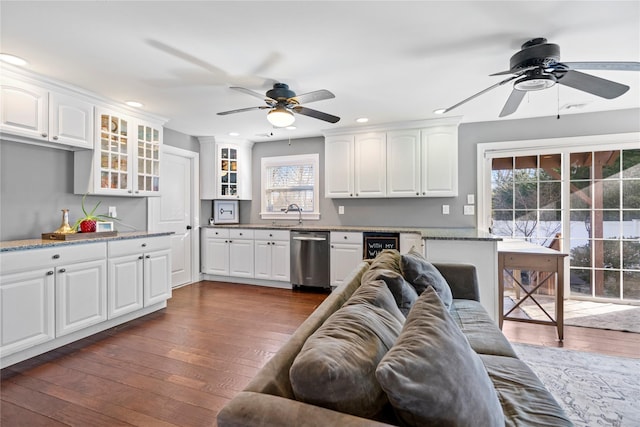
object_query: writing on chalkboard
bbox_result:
[363,233,399,259]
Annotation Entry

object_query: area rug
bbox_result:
[563,305,640,334]
[512,343,640,427]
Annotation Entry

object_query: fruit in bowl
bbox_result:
[73,194,115,233]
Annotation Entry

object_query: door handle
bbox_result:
[186,225,192,230]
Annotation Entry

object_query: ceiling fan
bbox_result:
[439,37,640,117]
[217,83,340,127]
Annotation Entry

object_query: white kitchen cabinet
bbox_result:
[0,242,107,356]
[325,132,386,198]
[74,108,162,196]
[420,125,458,197]
[330,232,363,287]
[254,229,290,282]
[325,134,355,198]
[199,137,253,200]
[107,236,171,319]
[0,267,55,358]
[387,129,421,197]
[0,77,93,149]
[201,228,254,278]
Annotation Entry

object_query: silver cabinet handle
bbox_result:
[293,236,326,241]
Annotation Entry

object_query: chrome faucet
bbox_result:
[285,203,303,225]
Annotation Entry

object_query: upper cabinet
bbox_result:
[324,118,460,199]
[74,108,163,196]
[1,77,93,149]
[199,137,253,200]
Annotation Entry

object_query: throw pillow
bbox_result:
[400,247,453,309]
[361,268,418,317]
[376,286,505,427]
[346,279,406,323]
[289,303,403,418]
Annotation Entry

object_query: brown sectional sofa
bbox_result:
[217,250,573,426]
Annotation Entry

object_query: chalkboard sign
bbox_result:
[363,233,399,259]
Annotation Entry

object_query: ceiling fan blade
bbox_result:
[292,106,340,123]
[217,106,269,116]
[557,70,629,99]
[441,75,519,113]
[499,89,526,117]
[291,89,335,104]
[562,61,640,72]
[489,65,539,76]
[230,86,275,102]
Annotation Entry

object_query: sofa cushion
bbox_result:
[345,279,406,323]
[451,299,517,357]
[400,248,453,309]
[289,302,403,418]
[361,268,418,317]
[376,286,505,427]
[480,354,573,427]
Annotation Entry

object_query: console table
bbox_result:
[497,239,567,341]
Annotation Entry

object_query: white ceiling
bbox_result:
[2,1,639,143]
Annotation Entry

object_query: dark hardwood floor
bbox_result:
[2,280,639,426]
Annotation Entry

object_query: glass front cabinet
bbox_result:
[199,137,252,200]
[75,108,162,196]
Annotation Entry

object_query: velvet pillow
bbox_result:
[400,248,453,309]
[346,279,406,323]
[376,286,505,427]
[361,268,418,317]
[289,303,403,418]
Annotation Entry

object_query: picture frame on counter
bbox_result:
[96,222,114,232]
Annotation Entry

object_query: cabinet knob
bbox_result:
[53,136,59,141]
[229,240,233,243]
[52,254,60,259]
[416,192,419,196]
[267,242,271,245]
[344,236,347,239]
[41,133,47,138]
[269,233,273,237]
[423,192,426,195]
[350,193,353,197]
[135,190,140,194]
[139,255,144,260]
[145,255,151,259]
[58,268,66,273]
[47,271,54,275]
[141,243,147,247]
[128,190,133,194]
[239,232,243,236]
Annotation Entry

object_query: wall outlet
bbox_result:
[108,206,117,217]
[338,206,345,215]
[463,205,475,215]
[442,205,450,215]
[467,194,475,204]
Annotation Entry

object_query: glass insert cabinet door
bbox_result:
[137,124,160,194]
[100,113,129,191]
[220,147,238,197]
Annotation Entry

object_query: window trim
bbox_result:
[260,153,320,221]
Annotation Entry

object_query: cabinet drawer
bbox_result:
[203,228,230,239]
[254,229,289,241]
[108,236,170,257]
[1,242,106,274]
[330,232,362,244]
[230,229,253,239]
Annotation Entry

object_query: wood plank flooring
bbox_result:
[2,280,639,427]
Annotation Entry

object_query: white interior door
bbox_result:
[148,146,199,287]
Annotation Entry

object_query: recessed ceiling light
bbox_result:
[125,101,144,108]
[0,53,28,66]
[356,117,369,123]
[286,126,296,130]
[229,132,240,137]
[433,109,446,115]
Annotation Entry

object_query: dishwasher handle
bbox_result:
[292,236,327,241]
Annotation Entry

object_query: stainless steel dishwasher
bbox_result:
[290,230,330,289]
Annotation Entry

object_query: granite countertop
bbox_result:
[203,224,500,241]
[0,231,174,252]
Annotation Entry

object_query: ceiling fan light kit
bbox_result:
[440,37,640,118]
[267,106,296,127]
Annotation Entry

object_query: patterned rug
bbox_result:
[512,343,640,427]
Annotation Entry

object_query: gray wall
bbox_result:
[0,128,198,241]
[3,108,638,241]
[241,108,640,228]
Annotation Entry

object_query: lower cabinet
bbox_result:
[108,236,171,318]
[254,230,290,282]
[330,232,363,287]
[0,235,171,368]
[201,228,254,278]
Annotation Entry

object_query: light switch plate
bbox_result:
[442,205,450,215]
[463,205,475,215]
[467,194,475,204]
[339,206,345,215]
